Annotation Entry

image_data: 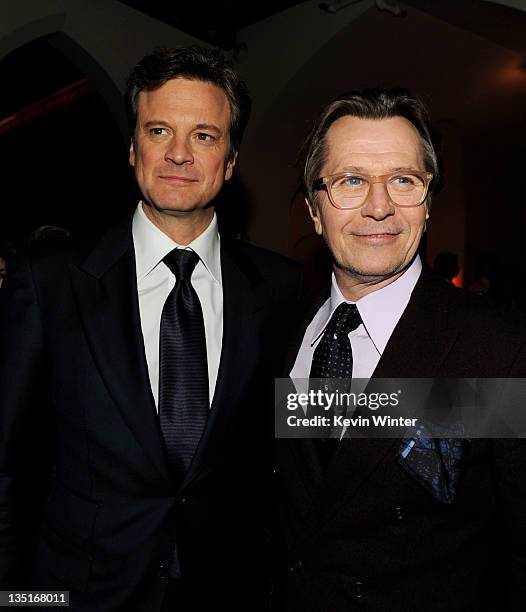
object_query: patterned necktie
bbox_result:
[310,302,362,379]
[158,249,209,481]
[309,302,362,467]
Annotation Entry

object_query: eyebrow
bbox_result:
[194,123,223,135]
[142,120,223,135]
[142,120,170,130]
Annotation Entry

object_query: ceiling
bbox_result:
[403,0,526,55]
[116,0,526,54]
[116,0,305,49]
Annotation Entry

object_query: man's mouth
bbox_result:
[158,175,198,184]
[352,232,400,244]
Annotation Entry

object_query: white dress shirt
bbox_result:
[290,256,422,383]
[132,202,223,409]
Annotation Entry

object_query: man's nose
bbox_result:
[165,136,194,165]
[360,181,395,220]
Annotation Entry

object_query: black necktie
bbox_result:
[159,249,209,481]
[309,302,362,466]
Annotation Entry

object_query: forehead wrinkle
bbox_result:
[324,116,425,173]
[326,153,422,174]
[325,143,424,174]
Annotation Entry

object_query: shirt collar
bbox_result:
[310,256,422,353]
[132,201,221,283]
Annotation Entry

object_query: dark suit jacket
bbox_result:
[0,214,304,610]
[275,267,526,611]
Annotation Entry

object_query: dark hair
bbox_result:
[27,225,72,245]
[125,45,251,161]
[302,88,442,208]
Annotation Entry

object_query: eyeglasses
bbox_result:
[312,170,433,209]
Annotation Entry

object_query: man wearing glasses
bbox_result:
[275,89,526,610]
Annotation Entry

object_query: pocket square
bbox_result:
[396,422,471,504]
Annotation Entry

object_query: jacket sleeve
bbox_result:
[0,255,54,588]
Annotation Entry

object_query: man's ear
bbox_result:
[129,140,136,167]
[225,151,238,181]
[423,202,430,231]
[306,197,323,236]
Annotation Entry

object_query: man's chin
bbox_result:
[143,199,210,216]
[335,258,408,284]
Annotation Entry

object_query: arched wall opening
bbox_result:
[0,33,133,246]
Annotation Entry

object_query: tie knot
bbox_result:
[163,249,200,280]
[326,302,362,336]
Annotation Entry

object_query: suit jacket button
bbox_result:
[395,506,405,520]
[288,559,304,574]
[178,496,187,505]
[158,561,170,580]
[352,580,365,598]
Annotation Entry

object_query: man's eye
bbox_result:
[338,175,365,187]
[392,175,417,185]
[149,127,167,136]
[196,133,215,142]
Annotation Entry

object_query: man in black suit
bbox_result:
[275,89,526,610]
[0,46,303,610]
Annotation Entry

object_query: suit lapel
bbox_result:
[277,286,332,528]
[69,217,171,483]
[372,267,457,379]
[180,238,273,491]
[282,283,330,377]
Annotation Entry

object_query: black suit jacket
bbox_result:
[0,214,304,610]
[275,268,526,611]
